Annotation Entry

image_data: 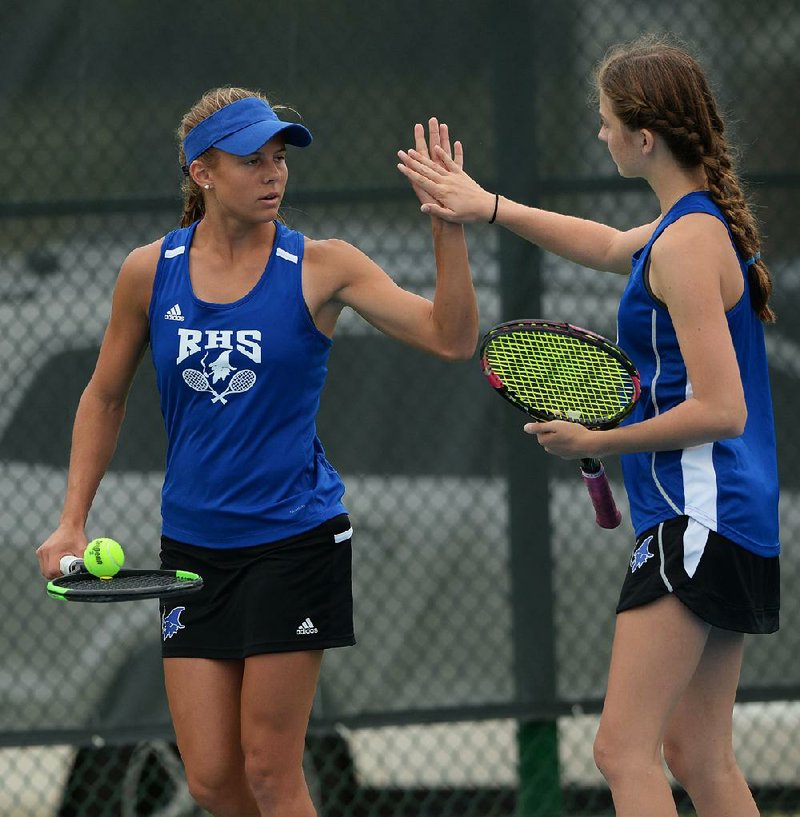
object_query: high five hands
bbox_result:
[397,121,495,223]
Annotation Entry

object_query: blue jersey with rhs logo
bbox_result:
[148,220,347,548]
[617,192,779,557]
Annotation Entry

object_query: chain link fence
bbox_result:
[2,0,799,814]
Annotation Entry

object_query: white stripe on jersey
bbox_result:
[649,310,682,515]
[681,379,718,530]
[276,247,298,263]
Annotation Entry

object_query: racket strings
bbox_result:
[62,574,191,591]
[486,333,636,424]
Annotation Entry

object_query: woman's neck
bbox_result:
[650,165,709,215]
[195,214,277,261]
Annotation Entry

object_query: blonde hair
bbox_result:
[176,87,290,228]
[596,35,774,322]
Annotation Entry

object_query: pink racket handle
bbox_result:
[580,459,622,529]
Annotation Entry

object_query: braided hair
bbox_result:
[597,35,774,322]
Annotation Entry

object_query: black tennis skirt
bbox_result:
[617,515,779,634]
[159,514,356,658]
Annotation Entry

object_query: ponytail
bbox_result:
[703,154,775,322]
[179,174,206,228]
[746,257,775,323]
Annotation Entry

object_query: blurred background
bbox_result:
[2,1,799,815]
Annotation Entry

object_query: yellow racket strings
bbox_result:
[487,332,635,424]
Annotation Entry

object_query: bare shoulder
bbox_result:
[652,212,735,265]
[650,212,741,307]
[121,238,162,278]
[114,238,163,311]
[303,235,382,298]
[303,236,370,271]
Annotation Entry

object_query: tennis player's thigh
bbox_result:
[664,627,745,758]
[240,650,324,759]
[599,595,710,753]
[163,657,248,780]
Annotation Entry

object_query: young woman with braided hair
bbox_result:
[398,34,779,817]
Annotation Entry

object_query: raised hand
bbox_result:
[397,122,495,223]
[400,118,455,212]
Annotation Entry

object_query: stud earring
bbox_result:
[204,184,211,190]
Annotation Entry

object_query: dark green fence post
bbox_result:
[493,3,563,815]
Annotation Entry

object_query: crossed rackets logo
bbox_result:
[181,351,257,405]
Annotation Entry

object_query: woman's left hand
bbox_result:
[399,118,463,214]
[524,420,600,460]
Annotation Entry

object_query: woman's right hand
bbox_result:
[36,526,87,580]
[400,118,457,214]
[397,128,496,224]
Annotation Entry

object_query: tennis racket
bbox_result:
[46,556,204,603]
[480,319,640,529]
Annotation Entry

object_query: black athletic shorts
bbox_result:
[616,515,779,634]
[159,514,356,658]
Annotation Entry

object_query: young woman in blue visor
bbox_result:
[37,87,479,817]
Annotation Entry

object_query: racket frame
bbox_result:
[47,565,204,603]
[480,319,641,430]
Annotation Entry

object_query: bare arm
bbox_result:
[306,223,478,360]
[36,243,157,578]
[526,215,747,458]
[492,198,659,275]
[397,143,659,274]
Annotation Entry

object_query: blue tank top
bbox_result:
[616,192,779,556]
[148,220,347,548]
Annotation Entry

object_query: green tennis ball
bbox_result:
[84,538,125,578]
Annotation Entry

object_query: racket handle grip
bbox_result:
[580,459,622,529]
[59,555,84,575]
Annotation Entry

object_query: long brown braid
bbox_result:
[176,87,291,228]
[596,35,775,322]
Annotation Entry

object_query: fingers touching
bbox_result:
[397,118,488,223]
[412,117,454,163]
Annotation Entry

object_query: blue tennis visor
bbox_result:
[183,97,312,165]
